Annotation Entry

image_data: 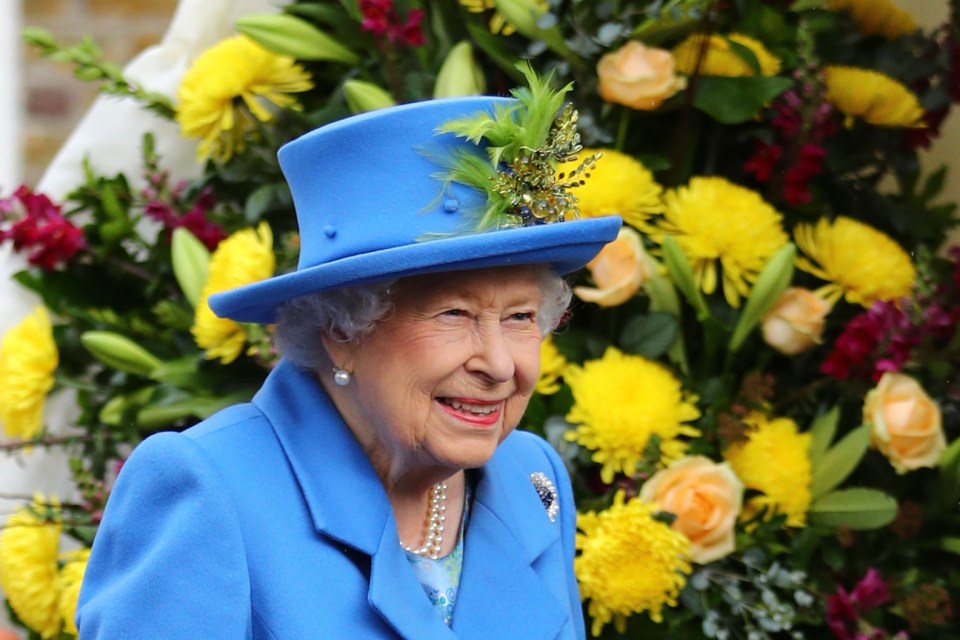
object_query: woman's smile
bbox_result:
[436,397,504,427]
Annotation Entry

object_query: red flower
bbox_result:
[0,185,86,270]
[144,188,225,251]
[743,140,782,182]
[359,0,425,47]
[821,301,917,381]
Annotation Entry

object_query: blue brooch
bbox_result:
[530,472,559,523]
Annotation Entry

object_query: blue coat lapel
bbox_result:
[451,446,567,640]
[253,361,569,639]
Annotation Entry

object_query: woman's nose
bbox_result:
[467,323,515,382]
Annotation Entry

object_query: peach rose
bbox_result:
[640,456,744,564]
[597,41,687,110]
[573,226,651,306]
[761,288,831,355]
[864,372,946,474]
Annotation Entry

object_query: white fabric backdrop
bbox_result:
[1,0,283,632]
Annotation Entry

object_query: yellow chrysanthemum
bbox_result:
[0,497,63,638]
[458,0,547,35]
[0,307,58,440]
[177,35,314,162]
[823,66,924,128]
[657,176,789,307]
[724,413,811,527]
[795,216,916,307]
[576,491,691,635]
[672,33,781,77]
[192,222,275,364]
[829,0,917,40]
[558,148,663,232]
[565,347,701,483]
[536,336,566,395]
[58,547,90,636]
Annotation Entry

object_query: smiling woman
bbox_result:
[75,72,621,638]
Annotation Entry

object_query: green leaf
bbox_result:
[619,312,679,359]
[691,76,793,124]
[660,235,709,319]
[728,243,795,352]
[808,406,840,465]
[466,23,524,82]
[791,0,829,9]
[808,488,897,530]
[942,537,960,556]
[939,436,960,505]
[149,355,202,388]
[810,424,870,500]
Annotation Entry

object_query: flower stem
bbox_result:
[615,107,630,152]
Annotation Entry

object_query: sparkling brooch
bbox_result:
[530,472,559,523]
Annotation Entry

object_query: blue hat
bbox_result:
[209,95,622,324]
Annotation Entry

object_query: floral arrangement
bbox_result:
[2,0,960,638]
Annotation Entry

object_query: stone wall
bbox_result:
[20,0,179,186]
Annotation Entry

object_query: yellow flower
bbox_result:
[192,222,275,364]
[0,497,63,638]
[795,216,916,307]
[0,307,58,440]
[656,176,789,307]
[565,347,701,483]
[823,66,924,128]
[576,490,691,635]
[829,0,917,40]
[724,413,812,527]
[177,35,314,162]
[672,33,781,77]
[58,548,90,636]
[458,0,547,35]
[559,148,663,231]
[536,336,566,395]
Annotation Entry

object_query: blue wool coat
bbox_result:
[77,360,586,639]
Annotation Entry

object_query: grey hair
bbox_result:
[274,268,572,372]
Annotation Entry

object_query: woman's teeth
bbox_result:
[443,399,497,415]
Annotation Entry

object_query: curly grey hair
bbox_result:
[274,268,572,371]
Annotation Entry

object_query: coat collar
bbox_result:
[253,361,569,639]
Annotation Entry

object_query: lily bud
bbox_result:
[343,80,396,114]
[80,331,162,377]
[434,42,486,98]
[172,227,210,308]
[235,14,359,64]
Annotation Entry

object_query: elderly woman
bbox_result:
[77,81,620,638]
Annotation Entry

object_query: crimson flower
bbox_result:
[359,0,425,47]
[0,185,86,270]
[144,187,226,251]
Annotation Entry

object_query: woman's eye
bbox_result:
[508,312,535,322]
[441,309,465,317]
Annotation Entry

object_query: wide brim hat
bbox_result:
[210,96,622,324]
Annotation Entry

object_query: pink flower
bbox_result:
[852,568,891,610]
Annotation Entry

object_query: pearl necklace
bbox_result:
[400,481,447,559]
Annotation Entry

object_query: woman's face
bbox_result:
[327,266,545,483]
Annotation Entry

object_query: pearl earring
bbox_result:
[333,367,351,386]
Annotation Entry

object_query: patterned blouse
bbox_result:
[404,484,472,626]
